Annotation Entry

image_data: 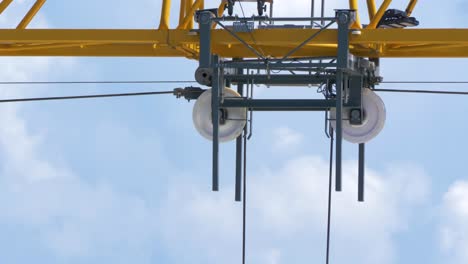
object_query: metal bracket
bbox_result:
[212,55,221,191]
[173,86,205,101]
[195,9,375,202]
[335,9,354,192]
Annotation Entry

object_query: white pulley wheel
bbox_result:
[193,88,247,142]
[330,88,386,144]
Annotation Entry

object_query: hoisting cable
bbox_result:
[242,126,248,264]
[374,88,468,95]
[0,90,175,103]
[381,81,468,84]
[326,126,334,264]
[0,80,196,85]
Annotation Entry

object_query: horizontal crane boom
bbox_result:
[0,28,468,58]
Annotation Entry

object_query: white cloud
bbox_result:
[0,60,162,262]
[0,3,162,263]
[439,181,468,264]
[272,126,304,151]
[159,155,430,264]
[0,58,162,263]
[0,1,446,264]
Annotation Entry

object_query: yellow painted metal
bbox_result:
[366,0,377,20]
[406,0,418,16]
[17,0,46,29]
[367,0,392,29]
[159,0,171,30]
[185,0,194,29]
[177,0,202,29]
[0,0,14,15]
[213,0,227,29]
[179,0,186,25]
[2,28,468,58]
[218,0,226,17]
[349,0,362,29]
[0,0,458,59]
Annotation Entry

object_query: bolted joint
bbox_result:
[335,9,356,25]
[173,86,206,101]
[195,67,214,86]
[367,75,383,87]
[349,108,363,126]
[195,9,218,24]
[216,108,229,125]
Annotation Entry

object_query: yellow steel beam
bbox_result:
[367,0,392,29]
[0,29,172,43]
[213,0,227,29]
[185,0,194,29]
[406,0,418,16]
[17,0,46,29]
[2,28,468,58]
[366,0,377,20]
[4,29,468,45]
[0,0,14,15]
[179,0,186,25]
[0,44,187,57]
[349,0,362,29]
[3,43,468,58]
[159,0,171,30]
[177,0,202,29]
[218,0,226,17]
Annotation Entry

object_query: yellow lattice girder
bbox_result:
[17,0,46,29]
[1,28,468,58]
[158,0,172,29]
[406,0,418,16]
[178,0,203,29]
[349,0,362,29]
[0,0,13,15]
[366,0,377,20]
[367,0,393,29]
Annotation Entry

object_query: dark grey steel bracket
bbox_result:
[358,143,365,202]
[235,65,244,202]
[335,9,353,192]
[196,11,216,86]
[196,9,371,202]
[212,55,221,191]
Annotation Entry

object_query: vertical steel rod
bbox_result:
[335,10,351,192]
[212,55,220,191]
[235,129,243,200]
[242,126,248,264]
[335,71,343,192]
[311,0,315,26]
[198,11,212,68]
[235,65,244,202]
[321,0,325,26]
[326,127,334,264]
[358,143,365,202]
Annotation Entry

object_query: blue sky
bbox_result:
[0,0,468,263]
